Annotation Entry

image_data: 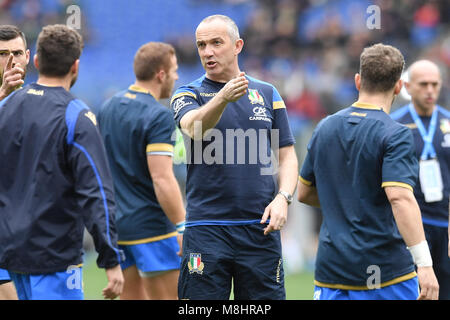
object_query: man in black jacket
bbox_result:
[0,24,30,300]
[0,24,124,300]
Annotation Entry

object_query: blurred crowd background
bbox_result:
[1,0,450,275]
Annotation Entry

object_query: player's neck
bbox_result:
[357,92,395,114]
[412,102,434,117]
[37,75,71,91]
[134,80,160,100]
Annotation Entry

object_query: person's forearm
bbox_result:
[153,174,186,225]
[297,181,321,207]
[180,73,248,139]
[276,146,298,195]
[181,93,228,139]
[390,192,426,246]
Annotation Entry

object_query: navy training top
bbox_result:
[0,83,123,274]
[170,75,295,226]
[97,85,177,243]
[300,101,417,289]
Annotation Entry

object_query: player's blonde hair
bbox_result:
[133,42,175,81]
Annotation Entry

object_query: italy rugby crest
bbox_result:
[248,89,264,105]
[440,118,450,134]
[188,253,204,274]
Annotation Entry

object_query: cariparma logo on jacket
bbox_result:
[188,253,204,274]
[248,89,264,105]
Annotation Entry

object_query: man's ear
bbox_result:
[33,54,39,70]
[393,79,402,95]
[403,80,411,94]
[354,73,361,91]
[25,49,30,65]
[235,38,244,56]
[156,69,166,83]
[71,59,80,75]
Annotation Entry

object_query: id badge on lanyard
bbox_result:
[419,158,443,202]
[409,104,443,202]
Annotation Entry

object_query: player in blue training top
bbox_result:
[298,43,439,300]
[97,42,186,300]
[0,25,124,300]
[391,60,450,300]
[0,24,30,300]
[170,15,298,300]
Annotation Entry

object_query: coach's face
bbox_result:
[405,62,441,112]
[195,20,242,82]
[0,36,29,86]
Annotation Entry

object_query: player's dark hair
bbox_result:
[36,24,83,77]
[359,43,404,93]
[134,42,175,81]
[0,25,27,48]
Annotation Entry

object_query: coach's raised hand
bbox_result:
[179,71,248,139]
[218,72,248,103]
[0,53,24,100]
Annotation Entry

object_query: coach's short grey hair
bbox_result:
[198,15,240,41]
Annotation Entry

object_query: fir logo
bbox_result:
[188,253,204,274]
[248,89,264,105]
[440,119,450,134]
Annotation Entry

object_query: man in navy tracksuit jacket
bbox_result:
[0,25,124,300]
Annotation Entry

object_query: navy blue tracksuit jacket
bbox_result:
[0,83,123,274]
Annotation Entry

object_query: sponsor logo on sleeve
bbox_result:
[173,96,193,117]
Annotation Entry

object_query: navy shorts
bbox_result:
[178,224,285,300]
[424,223,450,300]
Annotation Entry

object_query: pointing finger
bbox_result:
[5,53,13,71]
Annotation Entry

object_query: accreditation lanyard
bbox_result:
[408,104,443,202]
[408,104,438,160]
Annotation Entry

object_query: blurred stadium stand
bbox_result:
[2,0,450,274]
